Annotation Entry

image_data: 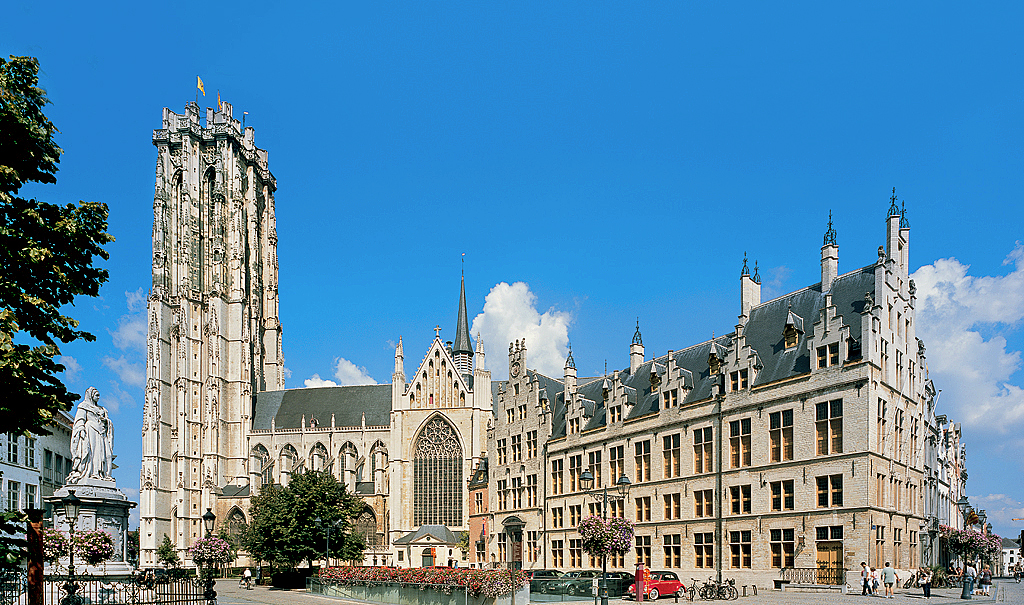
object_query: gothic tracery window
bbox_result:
[413,417,463,527]
[227,507,246,541]
[251,445,272,488]
[354,508,379,546]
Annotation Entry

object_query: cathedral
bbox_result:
[140,102,490,568]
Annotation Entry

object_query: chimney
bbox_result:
[740,253,761,318]
[630,320,645,374]
[821,212,838,291]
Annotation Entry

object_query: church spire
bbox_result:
[453,273,474,376]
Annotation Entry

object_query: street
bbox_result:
[212,577,1024,605]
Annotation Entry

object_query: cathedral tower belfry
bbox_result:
[140,101,284,566]
[452,274,474,378]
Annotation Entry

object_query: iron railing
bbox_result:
[781,567,847,585]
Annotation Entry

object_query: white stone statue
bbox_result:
[66,387,115,484]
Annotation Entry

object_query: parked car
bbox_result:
[527,569,563,593]
[624,571,685,600]
[603,571,639,597]
[546,570,602,595]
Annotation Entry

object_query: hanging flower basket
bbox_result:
[188,536,233,566]
[72,530,115,566]
[41,528,69,563]
[577,516,635,557]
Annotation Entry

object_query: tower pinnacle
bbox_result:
[453,273,474,376]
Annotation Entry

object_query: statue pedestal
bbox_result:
[46,480,137,579]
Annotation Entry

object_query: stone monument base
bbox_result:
[46,480,137,579]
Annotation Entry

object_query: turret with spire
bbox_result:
[630,319,645,374]
[821,211,839,291]
[453,273,474,378]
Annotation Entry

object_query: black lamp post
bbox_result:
[579,469,631,605]
[955,496,972,600]
[201,509,217,604]
[62,490,82,605]
[315,517,342,568]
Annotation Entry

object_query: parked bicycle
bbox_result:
[690,576,738,600]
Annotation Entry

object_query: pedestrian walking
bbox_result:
[882,562,898,598]
[871,567,880,595]
[918,566,932,599]
[861,562,870,596]
[965,562,977,596]
[979,565,992,596]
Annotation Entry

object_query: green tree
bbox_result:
[244,471,365,568]
[0,54,113,567]
[126,530,140,567]
[155,534,179,568]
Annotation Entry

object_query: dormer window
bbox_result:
[730,370,748,391]
[708,349,722,375]
[784,325,798,349]
[816,343,840,369]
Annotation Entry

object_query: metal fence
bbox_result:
[1,570,209,605]
[781,567,848,585]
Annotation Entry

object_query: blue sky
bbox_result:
[4,2,1023,536]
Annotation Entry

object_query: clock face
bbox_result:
[511,361,521,377]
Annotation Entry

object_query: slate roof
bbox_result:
[253,385,392,430]
[546,264,876,438]
[220,484,250,498]
[393,525,460,545]
[468,459,488,489]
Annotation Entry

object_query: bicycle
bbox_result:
[718,578,738,601]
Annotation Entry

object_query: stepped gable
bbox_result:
[253,384,393,430]
[744,265,874,386]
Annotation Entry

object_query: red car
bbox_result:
[625,571,685,600]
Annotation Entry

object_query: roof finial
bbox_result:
[565,344,576,370]
[888,187,900,217]
[632,318,643,346]
[823,210,837,246]
[461,252,465,276]
[753,261,761,284]
[741,252,750,277]
[900,200,910,229]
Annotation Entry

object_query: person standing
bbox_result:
[979,565,992,596]
[871,567,880,595]
[861,562,870,595]
[919,567,932,599]
[882,562,898,598]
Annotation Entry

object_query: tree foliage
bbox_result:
[0,55,113,438]
[243,471,366,568]
[0,55,113,568]
[155,534,179,568]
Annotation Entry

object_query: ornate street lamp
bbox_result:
[579,469,632,605]
[201,509,217,605]
[954,496,973,600]
[61,491,82,605]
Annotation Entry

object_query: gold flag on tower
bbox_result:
[197,76,205,96]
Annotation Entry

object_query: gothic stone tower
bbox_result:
[140,102,284,566]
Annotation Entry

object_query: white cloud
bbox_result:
[912,244,1024,429]
[99,380,135,414]
[59,355,83,385]
[333,357,377,385]
[759,265,793,303]
[304,358,376,388]
[471,281,572,380]
[303,373,338,388]
[103,355,146,388]
[110,288,147,352]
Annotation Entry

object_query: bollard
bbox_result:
[742,585,747,597]
[752,585,757,596]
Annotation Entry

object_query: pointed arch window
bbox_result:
[413,417,463,526]
[251,445,272,487]
[354,508,379,546]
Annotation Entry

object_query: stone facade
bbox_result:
[484,203,966,586]
[140,102,285,567]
